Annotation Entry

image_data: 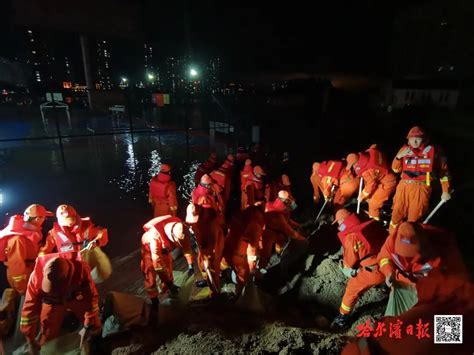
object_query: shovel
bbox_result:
[235,277,266,314]
[423,191,453,224]
[312,185,336,225]
[356,177,364,215]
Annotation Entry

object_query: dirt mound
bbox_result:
[153,322,347,354]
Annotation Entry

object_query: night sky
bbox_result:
[0,0,419,77]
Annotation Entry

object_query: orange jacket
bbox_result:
[20,252,99,342]
[224,207,265,273]
[40,218,108,255]
[392,144,450,192]
[244,173,266,207]
[1,215,43,294]
[337,214,387,269]
[377,226,442,287]
[240,164,253,191]
[192,184,223,213]
[149,173,178,216]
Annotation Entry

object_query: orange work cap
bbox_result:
[332,208,351,224]
[160,164,171,173]
[185,203,199,224]
[278,190,290,200]
[56,204,77,223]
[407,126,425,138]
[394,222,421,258]
[253,165,266,176]
[24,204,54,218]
[200,174,213,185]
[42,257,71,293]
[345,153,359,170]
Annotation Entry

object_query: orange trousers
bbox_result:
[367,181,397,219]
[224,253,249,294]
[340,267,385,315]
[260,230,286,269]
[141,252,173,299]
[38,301,100,345]
[390,181,431,232]
[197,242,224,294]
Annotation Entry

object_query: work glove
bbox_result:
[79,327,91,349]
[385,272,394,288]
[441,192,451,202]
[27,340,41,355]
[166,281,180,295]
[187,264,195,277]
[396,146,412,159]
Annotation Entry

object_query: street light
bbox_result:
[189,68,198,78]
[147,73,155,80]
[121,77,128,83]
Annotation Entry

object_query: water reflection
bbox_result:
[178,161,199,203]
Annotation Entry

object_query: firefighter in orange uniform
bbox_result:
[222,206,266,296]
[346,145,397,221]
[20,252,101,353]
[149,164,178,217]
[1,204,53,295]
[194,153,217,186]
[210,156,234,209]
[243,166,267,209]
[341,222,473,355]
[377,222,468,315]
[310,160,360,210]
[140,216,194,307]
[330,209,387,329]
[192,174,224,213]
[259,191,306,270]
[39,204,108,255]
[240,159,253,209]
[389,126,451,232]
[186,202,225,295]
[266,174,292,202]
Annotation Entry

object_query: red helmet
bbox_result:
[407,126,425,138]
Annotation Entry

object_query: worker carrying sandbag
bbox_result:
[20,252,102,354]
[39,204,111,283]
[330,209,388,330]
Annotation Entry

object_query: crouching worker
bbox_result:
[20,252,101,354]
[331,209,387,330]
[140,216,194,310]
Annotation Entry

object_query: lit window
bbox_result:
[438,66,443,72]
[30,39,34,42]
[450,66,454,71]
[28,29,33,34]
[31,50,36,54]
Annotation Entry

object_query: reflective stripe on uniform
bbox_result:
[11,275,26,282]
[340,302,351,312]
[248,255,257,261]
[380,258,390,267]
[20,315,39,325]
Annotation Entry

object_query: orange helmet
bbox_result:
[407,126,425,138]
[56,204,77,226]
[245,159,252,166]
[278,190,290,201]
[200,174,213,185]
[394,222,422,257]
[226,154,235,162]
[24,204,53,219]
[253,166,266,177]
[332,208,351,225]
